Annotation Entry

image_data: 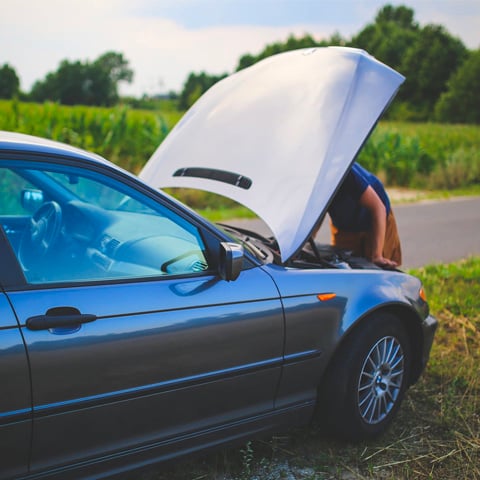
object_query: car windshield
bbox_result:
[217,224,274,263]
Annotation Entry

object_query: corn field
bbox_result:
[1,100,479,190]
[0,99,182,174]
[358,122,480,189]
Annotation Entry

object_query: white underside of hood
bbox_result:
[140,47,405,263]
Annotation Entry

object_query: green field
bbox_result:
[0,99,182,174]
[358,122,480,190]
[1,100,479,194]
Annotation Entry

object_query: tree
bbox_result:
[375,3,417,29]
[399,24,467,117]
[349,5,468,120]
[91,52,134,105]
[349,4,419,71]
[0,64,20,99]
[30,51,133,106]
[435,49,480,123]
[235,33,342,72]
[177,72,227,110]
[177,32,344,110]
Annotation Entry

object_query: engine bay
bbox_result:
[219,224,381,271]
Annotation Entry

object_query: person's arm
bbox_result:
[359,185,398,268]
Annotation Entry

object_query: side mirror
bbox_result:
[219,242,244,281]
[21,189,44,213]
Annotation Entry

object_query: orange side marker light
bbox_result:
[317,293,337,302]
[419,287,427,302]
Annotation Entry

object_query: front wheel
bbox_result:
[320,313,411,440]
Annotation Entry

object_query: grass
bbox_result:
[136,257,480,480]
[197,205,257,222]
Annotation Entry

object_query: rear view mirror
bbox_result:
[219,242,244,281]
[21,189,44,213]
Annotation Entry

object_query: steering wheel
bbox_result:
[19,201,63,268]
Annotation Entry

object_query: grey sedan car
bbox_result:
[1,48,436,480]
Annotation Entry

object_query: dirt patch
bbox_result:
[387,187,428,203]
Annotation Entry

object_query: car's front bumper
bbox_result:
[420,314,438,370]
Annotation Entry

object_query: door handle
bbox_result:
[26,306,97,331]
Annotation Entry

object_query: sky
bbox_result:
[1,0,479,97]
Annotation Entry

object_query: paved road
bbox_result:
[229,196,480,268]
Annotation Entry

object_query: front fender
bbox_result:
[262,265,430,408]
[265,265,427,332]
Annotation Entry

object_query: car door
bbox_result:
[0,158,284,473]
[0,288,31,480]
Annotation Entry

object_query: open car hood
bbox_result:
[140,47,404,263]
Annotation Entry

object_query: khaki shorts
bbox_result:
[330,211,402,265]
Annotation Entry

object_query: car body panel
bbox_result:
[262,264,431,406]
[22,403,315,480]
[0,295,31,479]
[140,47,405,262]
[7,267,284,470]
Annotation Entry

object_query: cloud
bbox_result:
[1,0,335,96]
[117,20,335,95]
[413,1,480,49]
[1,0,478,97]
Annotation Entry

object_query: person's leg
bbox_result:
[330,219,366,257]
[364,211,402,265]
[383,210,402,265]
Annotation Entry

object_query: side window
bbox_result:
[0,162,210,285]
[0,168,38,215]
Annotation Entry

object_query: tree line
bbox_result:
[179,5,479,123]
[0,52,132,107]
[1,4,479,123]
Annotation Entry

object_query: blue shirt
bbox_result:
[328,163,391,232]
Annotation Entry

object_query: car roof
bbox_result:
[0,130,113,168]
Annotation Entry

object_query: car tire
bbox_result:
[319,312,411,441]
